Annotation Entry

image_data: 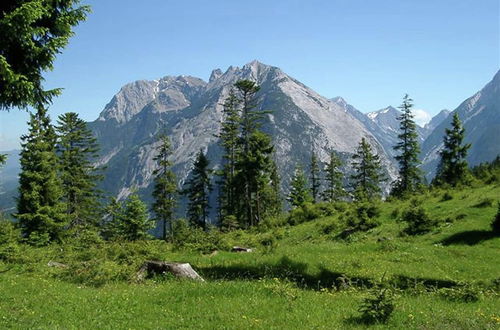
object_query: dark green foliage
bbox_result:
[120,194,152,241]
[473,197,494,208]
[152,133,177,241]
[288,165,312,208]
[399,201,439,235]
[492,203,500,234]
[434,113,471,187]
[358,285,395,324]
[322,151,345,202]
[441,191,453,201]
[101,197,123,240]
[391,94,423,197]
[471,156,500,184]
[0,154,6,165]
[351,138,385,201]
[217,89,241,220]
[0,219,20,261]
[287,202,336,226]
[439,284,481,303]
[343,202,380,233]
[233,80,275,227]
[309,150,321,203]
[55,112,102,230]
[16,107,67,244]
[0,0,89,110]
[171,219,230,253]
[184,150,212,230]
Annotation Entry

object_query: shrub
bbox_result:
[492,203,500,235]
[0,219,20,245]
[474,198,494,208]
[439,284,481,303]
[440,191,453,201]
[399,202,439,235]
[346,202,380,231]
[287,202,336,225]
[358,285,395,324]
[172,220,231,253]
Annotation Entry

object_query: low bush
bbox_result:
[287,202,336,225]
[474,197,494,208]
[358,284,395,324]
[399,201,439,235]
[438,284,481,303]
[172,220,231,253]
[440,191,453,201]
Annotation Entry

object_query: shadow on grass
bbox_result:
[439,230,496,246]
[199,256,460,291]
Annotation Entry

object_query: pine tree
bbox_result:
[16,107,67,244]
[101,197,123,240]
[120,193,152,241]
[233,80,274,227]
[217,89,241,221]
[152,133,177,241]
[310,150,321,203]
[0,1,89,110]
[267,159,283,216]
[392,94,422,196]
[55,112,102,230]
[434,113,471,186]
[288,165,312,208]
[323,151,345,202]
[184,150,212,230]
[0,154,6,165]
[351,138,385,201]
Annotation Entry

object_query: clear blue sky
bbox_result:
[1,0,499,150]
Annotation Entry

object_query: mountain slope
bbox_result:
[90,61,396,216]
[421,70,500,179]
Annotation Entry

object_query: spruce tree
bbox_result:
[0,1,89,110]
[310,150,321,203]
[55,112,102,230]
[0,154,6,165]
[16,107,67,244]
[323,151,345,202]
[152,133,177,241]
[434,113,471,186]
[392,94,422,196]
[266,159,283,217]
[184,150,212,230]
[233,80,274,227]
[288,165,312,208]
[217,89,241,221]
[101,197,123,240]
[120,193,152,241]
[351,138,385,201]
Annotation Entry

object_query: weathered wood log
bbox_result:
[231,246,253,253]
[136,261,204,282]
[47,261,68,268]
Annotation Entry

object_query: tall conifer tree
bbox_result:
[434,113,471,186]
[392,94,422,196]
[233,80,274,227]
[55,112,102,229]
[323,151,345,202]
[184,150,212,230]
[16,107,67,244]
[351,138,385,200]
[288,165,312,208]
[152,133,177,241]
[310,150,321,203]
[217,89,241,220]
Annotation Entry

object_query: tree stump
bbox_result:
[47,261,68,268]
[136,261,204,282]
[231,246,253,253]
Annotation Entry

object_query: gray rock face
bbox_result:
[90,61,397,214]
[421,70,500,179]
[424,109,451,132]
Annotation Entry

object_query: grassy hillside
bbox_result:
[1,184,499,329]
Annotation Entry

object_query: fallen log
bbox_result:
[136,261,204,282]
[231,246,253,253]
